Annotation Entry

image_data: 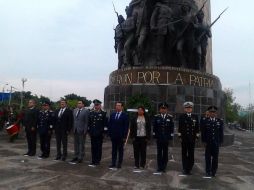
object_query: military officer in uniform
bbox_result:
[201,106,224,177]
[153,102,174,173]
[178,102,199,175]
[88,99,107,167]
[37,101,54,159]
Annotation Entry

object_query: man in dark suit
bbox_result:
[108,102,129,169]
[22,99,39,156]
[153,102,174,173]
[54,99,73,161]
[37,101,54,159]
[88,99,107,167]
[201,106,224,177]
[69,100,89,164]
[178,102,200,175]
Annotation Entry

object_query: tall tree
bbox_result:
[224,88,241,123]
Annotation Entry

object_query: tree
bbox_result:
[61,93,92,109]
[126,94,155,117]
[224,88,241,123]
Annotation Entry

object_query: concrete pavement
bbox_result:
[0,128,253,190]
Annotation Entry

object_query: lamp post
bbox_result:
[8,86,15,106]
[20,78,27,109]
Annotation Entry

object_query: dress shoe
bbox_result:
[109,164,116,170]
[54,156,61,161]
[70,158,78,162]
[88,163,96,167]
[23,153,29,157]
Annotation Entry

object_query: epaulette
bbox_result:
[167,114,173,117]
[154,114,160,117]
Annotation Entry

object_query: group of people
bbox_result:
[21,99,107,167]
[151,101,223,177]
[20,98,223,178]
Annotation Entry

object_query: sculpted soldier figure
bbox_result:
[114,15,126,69]
[194,10,211,71]
[150,0,175,66]
[123,0,147,66]
[175,4,197,69]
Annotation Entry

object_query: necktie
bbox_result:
[76,109,81,118]
[115,112,119,120]
[58,109,63,118]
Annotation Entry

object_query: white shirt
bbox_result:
[58,107,66,117]
[137,116,146,137]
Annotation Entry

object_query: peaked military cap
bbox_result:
[93,99,102,105]
[207,106,218,112]
[42,101,50,106]
[183,101,194,108]
[159,102,169,109]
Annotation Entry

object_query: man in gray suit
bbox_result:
[69,100,89,164]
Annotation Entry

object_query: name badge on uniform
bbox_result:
[166,119,171,122]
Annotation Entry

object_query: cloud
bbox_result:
[0,0,254,108]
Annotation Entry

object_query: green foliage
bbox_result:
[224,88,241,123]
[1,91,91,111]
[126,94,155,117]
[63,93,91,107]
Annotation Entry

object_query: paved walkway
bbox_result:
[0,128,253,190]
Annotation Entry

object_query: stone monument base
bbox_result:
[104,66,224,118]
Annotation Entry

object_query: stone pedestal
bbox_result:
[104,66,224,118]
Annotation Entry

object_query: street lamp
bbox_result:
[2,83,9,92]
[20,78,27,109]
[8,86,16,106]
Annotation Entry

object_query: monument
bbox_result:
[104,0,225,118]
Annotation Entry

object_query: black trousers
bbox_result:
[205,143,219,175]
[181,141,195,172]
[156,140,169,171]
[55,131,68,158]
[26,130,37,155]
[91,135,103,164]
[111,138,124,166]
[133,137,147,168]
[40,133,52,157]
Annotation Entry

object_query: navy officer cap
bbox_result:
[93,99,102,105]
[183,101,194,108]
[159,102,169,109]
[207,106,218,112]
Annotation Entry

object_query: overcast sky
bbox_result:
[0,0,253,107]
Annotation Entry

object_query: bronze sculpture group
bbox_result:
[114,0,212,71]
